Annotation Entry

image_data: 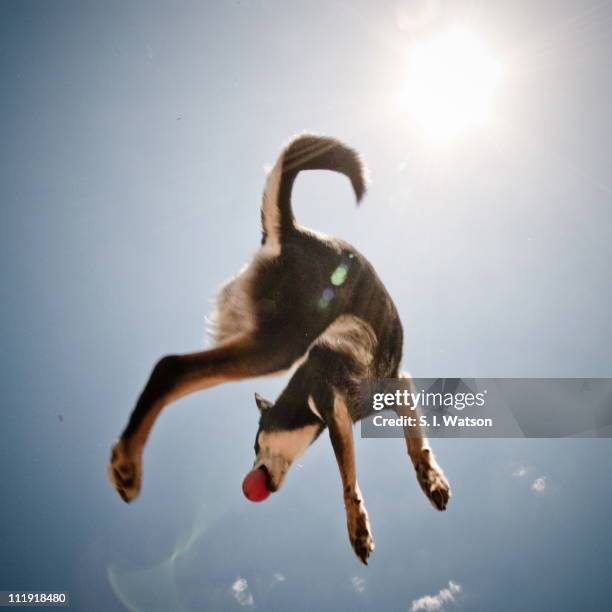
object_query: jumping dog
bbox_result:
[109,134,451,564]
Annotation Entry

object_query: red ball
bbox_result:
[242,467,271,502]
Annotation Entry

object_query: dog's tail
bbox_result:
[260,134,367,249]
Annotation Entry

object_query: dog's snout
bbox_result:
[255,463,280,492]
[258,463,270,478]
[250,462,276,488]
[259,464,278,492]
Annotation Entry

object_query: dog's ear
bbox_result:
[254,392,273,413]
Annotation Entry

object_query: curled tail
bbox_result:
[261,134,368,251]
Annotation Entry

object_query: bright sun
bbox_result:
[401,28,504,141]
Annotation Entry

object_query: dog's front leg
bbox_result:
[109,331,301,502]
[395,374,451,511]
[324,390,374,564]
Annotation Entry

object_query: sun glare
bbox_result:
[401,28,504,141]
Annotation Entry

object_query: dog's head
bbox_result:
[245,392,323,498]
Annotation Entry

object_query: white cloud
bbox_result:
[351,576,366,593]
[231,577,254,607]
[410,581,461,612]
[531,477,547,493]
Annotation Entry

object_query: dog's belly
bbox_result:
[208,248,278,344]
[210,264,257,343]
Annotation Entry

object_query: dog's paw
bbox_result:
[414,449,451,511]
[108,439,142,503]
[347,501,375,564]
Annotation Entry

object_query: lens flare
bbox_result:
[331,264,349,286]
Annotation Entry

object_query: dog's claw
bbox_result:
[430,487,449,511]
[347,502,375,564]
[352,535,374,565]
[108,440,142,503]
[415,450,451,512]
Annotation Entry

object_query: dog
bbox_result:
[109,134,451,564]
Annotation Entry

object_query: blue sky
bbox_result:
[1,1,612,610]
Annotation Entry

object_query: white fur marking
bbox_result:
[261,158,283,255]
[307,395,325,422]
[255,424,319,490]
[317,314,377,369]
[258,425,319,463]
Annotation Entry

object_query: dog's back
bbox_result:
[211,135,403,397]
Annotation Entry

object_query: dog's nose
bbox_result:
[259,464,275,489]
[261,465,280,492]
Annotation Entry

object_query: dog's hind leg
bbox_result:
[394,373,451,511]
[317,387,374,565]
[109,331,303,502]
